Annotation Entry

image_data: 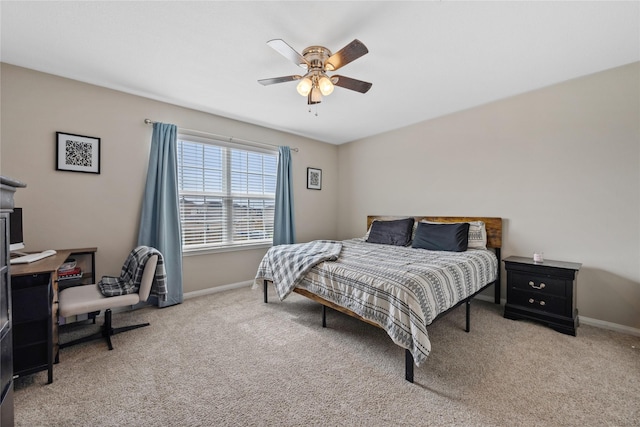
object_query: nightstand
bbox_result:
[503,256,581,336]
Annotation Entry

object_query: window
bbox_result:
[177,134,277,252]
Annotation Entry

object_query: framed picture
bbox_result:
[307,167,322,190]
[56,132,101,174]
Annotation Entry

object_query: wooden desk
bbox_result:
[10,247,96,383]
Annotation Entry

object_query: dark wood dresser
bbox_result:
[0,211,13,426]
[1,176,26,427]
[503,256,581,336]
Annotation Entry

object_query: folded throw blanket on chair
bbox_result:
[98,246,168,301]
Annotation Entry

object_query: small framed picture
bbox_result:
[307,167,322,190]
[56,132,101,174]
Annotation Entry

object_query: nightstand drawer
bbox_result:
[509,272,567,297]
[509,288,567,316]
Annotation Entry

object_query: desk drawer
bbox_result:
[11,274,50,290]
[12,284,50,323]
[14,343,48,375]
[13,321,48,347]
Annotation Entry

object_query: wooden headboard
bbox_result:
[367,216,502,249]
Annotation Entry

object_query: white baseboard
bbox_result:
[577,316,640,337]
[183,280,253,300]
[473,294,640,337]
[62,281,254,322]
[183,284,640,337]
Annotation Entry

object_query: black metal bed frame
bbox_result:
[263,247,501,383]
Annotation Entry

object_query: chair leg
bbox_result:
[60,308,150,351]
[103,309,114,351]
[59,328,105,349]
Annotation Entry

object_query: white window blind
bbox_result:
[177,135,277,251]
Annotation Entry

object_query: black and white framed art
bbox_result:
[307,167,322,190]
[56,132,101,174]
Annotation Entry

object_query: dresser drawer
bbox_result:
[0,333,12,397]
[509,272,567,297]
[509,288,567,316]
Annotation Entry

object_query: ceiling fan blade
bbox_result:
[266,39,309,69]
[258,75,302,86]
[331,75,372,93]
[325,39,368,71]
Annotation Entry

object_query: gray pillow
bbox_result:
[366,218,415,246]
[412,222,470,252]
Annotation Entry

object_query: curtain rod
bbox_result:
[144,119,298,152]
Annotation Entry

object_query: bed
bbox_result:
[255,216,502,383]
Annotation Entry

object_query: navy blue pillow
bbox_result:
[366,218,415,246]
[412,222,470,252]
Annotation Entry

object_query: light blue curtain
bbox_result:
[137,122,183,307]
[273,146,295,245]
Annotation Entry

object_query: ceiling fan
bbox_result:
[258,39,372,105]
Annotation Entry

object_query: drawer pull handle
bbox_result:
[528,298,546,306]
[528,281,546,290]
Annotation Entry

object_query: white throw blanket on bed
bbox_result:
[254,240,342,300]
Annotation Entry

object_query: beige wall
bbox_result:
[0,64,339,293]
[2,62,639,330]
[337,62,640,329]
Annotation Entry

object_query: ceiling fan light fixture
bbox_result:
[296,76,313,96]
[260,38,371,107]
[308,86,322,104]
[318,75,334,96]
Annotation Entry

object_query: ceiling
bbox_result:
[1,1,638,145]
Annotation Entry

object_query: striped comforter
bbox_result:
[255,238,498,366]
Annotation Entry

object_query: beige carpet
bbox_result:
[13,286,640,426]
